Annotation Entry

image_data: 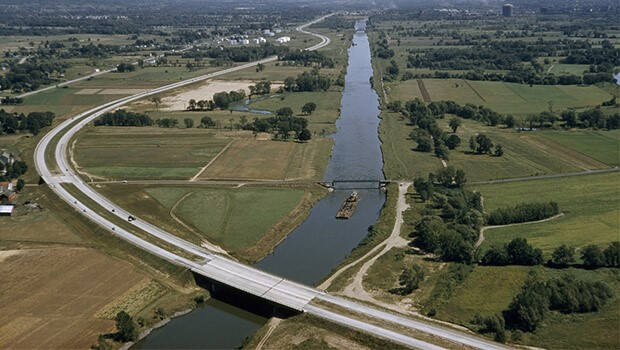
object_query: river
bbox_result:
[134,19,384,349]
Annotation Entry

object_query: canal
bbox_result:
[134,19,384,349]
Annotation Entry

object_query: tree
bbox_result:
[188,99,197,111]
[276,107,293,118]
[505,238,543,266]
[416,136,432,152]
[150,96,162,111]
[449,117,461,133]
[505,115,515,129]
[581,245,605,269]
[200,116,216,128]
[301,102,317,115]
[469,136,477,153]
[551,244,575,267]
[298,128,312,141]
[414,176,434,202]
[114,311,137,342]
[454,169,467,188]
[16,179,25,191]
[391,264,425,295]
[183,118,194,128]
[435,143,449,161]
[494,144,504,157]
[283,76,295,91]
[603,242,620,268]
[445,134,461,150]
[503,280,549,332]
[475,134,493,154]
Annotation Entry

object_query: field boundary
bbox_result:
[190,140,234,181]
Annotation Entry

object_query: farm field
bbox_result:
[539,129,620,166]
[386,79,613,116]
[0,247,157,349]
[198,138,332,181]
[472,172,620,254]
[73,127,230,180]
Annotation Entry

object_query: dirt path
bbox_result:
[169,192,231,256]
[190,140,233,181]
[318,182,412,291]
[255,317,282,350]
[475,213,565,249]
[417,79,431,103]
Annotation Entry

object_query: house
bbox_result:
[275,36,291,44]
[0,180,17,204]
[253,37,267,44]
[227,39,238,45]
[0,151,14,176]
[239,39,250,45]
[0,205,14,217]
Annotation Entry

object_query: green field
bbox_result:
[386,79,613,116]
[540,130,620,166]
[247,91,343,134]
[473,172,620,254]
[431,265,620,349]
[74,127,230,180]
[6,87,124,117]
[146,186,305,252]
[380,113,610,181]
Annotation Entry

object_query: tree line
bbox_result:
[487,202,559,225]
[0,109,55,135]
[474,274,613,342]
[282,69,332,93]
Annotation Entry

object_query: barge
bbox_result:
[336,191,359,219]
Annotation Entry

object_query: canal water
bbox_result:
[134,19,384,349]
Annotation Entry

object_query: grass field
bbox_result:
[74,127,230,180]
[246,91,343,134]
[145,186,306,255]
[379,112,610,181]
[436,118,611,181]
[540,129,620,166]
[386,79,613,116]
[473,172,620,255]
[429,265,620,349]
[198,138,332,181]
[5,86,124,117]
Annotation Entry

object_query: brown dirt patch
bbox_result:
[0,247,151,349]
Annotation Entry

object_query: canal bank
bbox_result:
[133,19,385,349]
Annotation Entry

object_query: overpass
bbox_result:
[33,14,508,350]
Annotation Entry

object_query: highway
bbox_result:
[34,14,508,350]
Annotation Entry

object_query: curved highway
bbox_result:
[34,14,507,350]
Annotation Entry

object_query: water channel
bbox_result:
[134,19,384,349]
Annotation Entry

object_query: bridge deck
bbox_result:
[192,256,322,311]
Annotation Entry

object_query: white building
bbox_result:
[227,39,238,45]
[275,36,291,44]
[239,39,250,45]
[273,28,282,34]
[253,37,267,44]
